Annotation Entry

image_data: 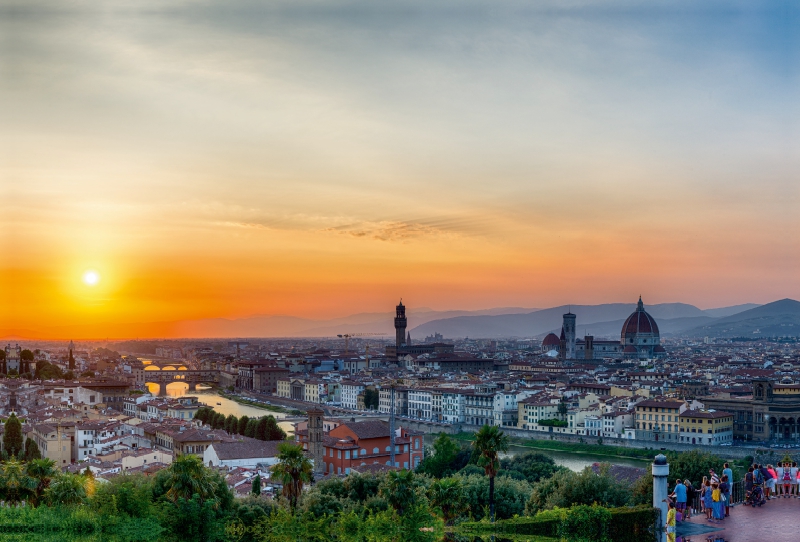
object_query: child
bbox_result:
[703,480,713,521]
[665,500,676,542]
[711,483,724,523]
[719,475,730,517]
[783,462,792,498]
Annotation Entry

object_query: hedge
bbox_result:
[459,505,659,542]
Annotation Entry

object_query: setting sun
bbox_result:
[83,270,100,286]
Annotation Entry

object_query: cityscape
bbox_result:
[2,1,798,542]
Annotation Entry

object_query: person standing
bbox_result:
[711,482,724,524]
[703,480,714,521]
[684,479,695,519]
[665,500,677,542]
[720,475,730,517]
[792,462,799,497]
[781,463,792,498]
[767,464,778,499]
[673,479,687,521]
[700,476,709,515]
[722,463,733,487]
[745,467,754,502]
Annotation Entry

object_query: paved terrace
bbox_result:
[677,496,798,542]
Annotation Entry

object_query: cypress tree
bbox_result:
[244,419,257,438]
[2,414,24,458]
[23,437,41,461]
[251,474,261,496]
[255,417,268,441]
[238,415,249,435]
[225,414,238,434]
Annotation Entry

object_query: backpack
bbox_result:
[754,470,764,484]
[712,489,721,502]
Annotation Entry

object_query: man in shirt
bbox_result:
[672,479,687,521]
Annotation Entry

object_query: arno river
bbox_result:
[153,382,647,472]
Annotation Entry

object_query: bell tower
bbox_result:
[395,301,407,349]
[307,406,325,475]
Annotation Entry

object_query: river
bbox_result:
[146,382,296,434]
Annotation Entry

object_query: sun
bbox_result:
[83,270,100,286]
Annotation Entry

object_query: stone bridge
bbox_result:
[140,369,220,390]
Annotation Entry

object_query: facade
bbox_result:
[517,397,561,430]
[464,388,495,426]
[634,399,687,442]
[407,389,433,419]
[253,367,290,393]
[204,440,282,469]
[440,390,466,423]
[678,409,734,446]
[2,344,36,375]
[341,381,366,410]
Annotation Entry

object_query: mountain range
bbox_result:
[7,300,799,341]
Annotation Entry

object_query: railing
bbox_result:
[687,480,746,512]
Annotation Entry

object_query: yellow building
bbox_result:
[634,399,686,442]
[679,410,734,446]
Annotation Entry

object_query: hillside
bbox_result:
[684,299,800,338]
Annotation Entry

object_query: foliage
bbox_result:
[3,413,24,457]
[458,473,531,521]
[460,504,658,542]
[526,464,633,515]
[45,473,88,506]
[500,451,568,484]
[415,433,466,478]
[81,370,96,378]
[472,424,510,522]
[666,450,731,486]
[21,349,35,361]
[0,457,37,505]
[156,454,227,508]
[252,473,262,496]
[426,477,466,525]
[272,442,313,510]
[35,360,64,380]
[380,469,422,516]
[26,458,57,507]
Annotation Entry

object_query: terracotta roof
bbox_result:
[211,440,282,461]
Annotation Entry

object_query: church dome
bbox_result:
[621,297,660,338]
[542,333,560,347]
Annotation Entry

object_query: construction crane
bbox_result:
[336,333,387,353]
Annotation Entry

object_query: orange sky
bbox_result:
[2,1,798,339]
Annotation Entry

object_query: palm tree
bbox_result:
[163,454,220,507]
[427,477,465,525]
[44,474,87,506]
[382,469,417,516]
[472,424,509,522]
[25,458,57,507]
[0,458,37,505]
[271,442,313,510]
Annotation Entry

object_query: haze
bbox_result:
[2,0,798,338]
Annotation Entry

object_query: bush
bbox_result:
[459,505,658,542]
[538,419,568,428]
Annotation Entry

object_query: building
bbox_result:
[621,297,666,359]
[678,410,734,446]
[634,399,687,442]
[204,440,282,469]
[2,344,36,375]
[385,301,455,361]
[253,367,290,394]
[341,381,366,410]
[518,397,561,430]
[312,420,424,475]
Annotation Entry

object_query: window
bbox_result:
[345,451,350,459]
[337,450,341,459]
[373,447,379,454]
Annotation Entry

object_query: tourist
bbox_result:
[700,476,709,514]
[792,462,799,497]
[782,463,792,498]
[745,466,754,500]
[673,479,687,521]
[766,464,777,499]
[722,463,733,485]
[709,468,719,484]
[703,479,714,520]
[665,500,677,542]
[684,479,695,519]
[776,462,785,496]
[711,482,724,523]
[719,474,730,517]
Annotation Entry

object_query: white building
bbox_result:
[204,440,282,469]
[407,389,433,420]
[340,381,365,410]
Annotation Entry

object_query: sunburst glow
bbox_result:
[83,271,100,286]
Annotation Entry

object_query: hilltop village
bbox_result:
[2,299,800,495]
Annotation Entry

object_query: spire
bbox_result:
[637,296,644,311]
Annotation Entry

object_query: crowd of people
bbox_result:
[663,461,800,541]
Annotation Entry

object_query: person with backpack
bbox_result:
[720,475,730,517]
[782,462,792,498]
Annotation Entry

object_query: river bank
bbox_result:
[216,390,304,416]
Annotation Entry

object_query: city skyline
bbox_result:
[3,0,798,337]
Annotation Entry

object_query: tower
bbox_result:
[395,301,407,349]
[307,406,325,476]
[68,339,75,371]
[563,312,576,360]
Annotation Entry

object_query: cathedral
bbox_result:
[545,297,666,361]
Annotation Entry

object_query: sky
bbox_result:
[1,0,799,338]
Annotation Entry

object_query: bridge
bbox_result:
[140,369,220,391]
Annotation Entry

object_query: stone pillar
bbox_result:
[652,454,669,542]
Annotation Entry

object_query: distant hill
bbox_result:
[684,299,800,338]
[702,303,761,318]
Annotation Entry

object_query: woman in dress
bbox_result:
[711,482,724,523]
[703,479,714,521]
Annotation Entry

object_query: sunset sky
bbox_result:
[2,0,798,338]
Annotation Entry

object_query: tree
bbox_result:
[238,415,250,435]
[23,437,42,461]
[80,370,95,378]
[255,417,268,440]
[64,370,75,380]
[380,469,420,517]
[458,473,531,521]
[69,349,75,370]
[525,464,632,515]
[45,473,87,506]
[0,458,37,505]
[667,450,730,487]
[251,474,261,496]
[472,424,509,523]
[271,442,313,510]
[225,414,238,434]
[35,361,64,380]
[161,454,221,507]
[427,477,466,525]
[20,349,34,362]
[558,398,568,418]
[500,452,567,484]
[25,458,57,507]
[244,418,257,438]
[416,433,459,478]
[255,416,286,441]
[3,413,24,458]
[363,389,380,410]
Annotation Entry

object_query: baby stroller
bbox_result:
[747,484,766,507]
